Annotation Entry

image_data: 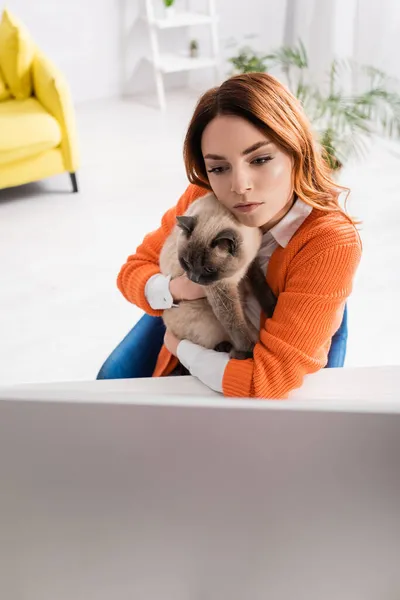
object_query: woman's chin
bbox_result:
[237,212,270,228]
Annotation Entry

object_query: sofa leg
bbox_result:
[69,172,78,193]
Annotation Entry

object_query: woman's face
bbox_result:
[201,115,294,230]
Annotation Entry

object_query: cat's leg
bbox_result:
[207,283,256,358]
[246,257,277,318]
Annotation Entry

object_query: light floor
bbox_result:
[1,91,400,386]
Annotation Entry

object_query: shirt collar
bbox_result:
[268,198,313,248]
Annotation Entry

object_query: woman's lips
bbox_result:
[234,203,263,213]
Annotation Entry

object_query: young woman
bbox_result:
[105,72,361,399]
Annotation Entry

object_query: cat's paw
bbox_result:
[229,348,254,360]
[214,341,233,353]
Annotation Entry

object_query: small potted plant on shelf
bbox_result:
[163,0,175,18]
[189,39,199,59]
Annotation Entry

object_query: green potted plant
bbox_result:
[163,0,175,18]
[189,39,199,59]
[228,45,269,74]
[229,40,400,171]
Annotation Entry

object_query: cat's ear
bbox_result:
[212,228,239,255]
[176,215,197,235]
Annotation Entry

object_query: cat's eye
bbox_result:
[204,266,217,275]
[179,257,190,271]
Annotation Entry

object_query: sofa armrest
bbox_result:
[32,52,79,172]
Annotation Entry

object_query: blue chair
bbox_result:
[97,305,348,380]
[326,303,348,368]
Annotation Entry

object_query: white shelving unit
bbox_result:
[143,0,220,110]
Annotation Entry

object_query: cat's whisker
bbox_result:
[208,286,229,312]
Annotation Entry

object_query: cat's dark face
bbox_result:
[176,215,242,285]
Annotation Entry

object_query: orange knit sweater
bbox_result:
[118,184,362,398]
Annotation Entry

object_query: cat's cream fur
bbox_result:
[159,193,262,354]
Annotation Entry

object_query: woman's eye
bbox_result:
[252,156,273,166]
[207,166,227,174]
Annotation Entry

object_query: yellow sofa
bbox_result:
[0,9,79,192]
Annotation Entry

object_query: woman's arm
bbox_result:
[117,184,206,315]
[223,239,362,398]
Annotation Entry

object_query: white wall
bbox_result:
[354,0,400,80]
[1,0,288,103]
[282,0,359,87]
[284,0,400,86]
[218,0,287,60]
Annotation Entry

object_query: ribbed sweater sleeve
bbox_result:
[222,239,362,399]
[117,184,207,315]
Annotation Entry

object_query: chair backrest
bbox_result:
[326,304,348,368]
[0,9,36,101]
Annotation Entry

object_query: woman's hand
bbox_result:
[164,329,181,357]
[169,275,206,302]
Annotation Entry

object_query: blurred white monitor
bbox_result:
[0,392,399,600]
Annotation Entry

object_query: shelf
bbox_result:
[141,0,219,109]
[151,11,215,29]
[151,53,217,74]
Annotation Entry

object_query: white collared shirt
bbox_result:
[145,198,313,392]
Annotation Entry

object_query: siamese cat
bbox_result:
[159,193,277,359]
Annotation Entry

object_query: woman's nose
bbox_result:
[230,169,252,195]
